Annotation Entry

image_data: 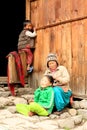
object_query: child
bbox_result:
[44,53,72,114]
[17,20,37,73]
[16,75,54,116]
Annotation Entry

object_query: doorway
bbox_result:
[0,0,25,76]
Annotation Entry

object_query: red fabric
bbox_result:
[6,51,25,96]
[18,46,33,65]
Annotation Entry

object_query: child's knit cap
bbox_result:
[47,53,58,67]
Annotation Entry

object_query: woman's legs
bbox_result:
[53,87,72,111]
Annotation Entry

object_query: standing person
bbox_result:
[16,75,54,116]
[17,20,37,73]
[44,53,72,114]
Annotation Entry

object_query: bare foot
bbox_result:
[70,96,73,105]
[28,111,36,116]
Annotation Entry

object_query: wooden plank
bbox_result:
[31,0,44,28]
[71,76,85,96]
[78,20,85,63]
[45,0,56,24]
[85,75,87,95]
[0,77,8,84]
[60,0,71,21]
[84,0,87,16]
[26,0,31,20]
[19,51,27,77]
[64,23,72,74]
[31,0,38,26]
[8,54,19,83]
[42,28,51,71]
[34,30,43,71]
[61,24,67,67]
[55,25,62,64]
[84,19,87,62]
[71,21,79,76]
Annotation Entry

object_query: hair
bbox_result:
[45,75,54,85]
[23,20,31,25]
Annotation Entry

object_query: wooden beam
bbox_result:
[36,16,87,31]
[25,0,31,20]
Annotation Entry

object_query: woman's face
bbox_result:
[40,76,52,88]
[48,61,57,70]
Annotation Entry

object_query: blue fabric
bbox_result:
[53,86,72,111]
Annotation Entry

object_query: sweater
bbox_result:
[18,30,36,49]
[44,65,71,92]
[34,86,54,114]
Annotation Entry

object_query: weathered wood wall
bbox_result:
[26,0,87,98]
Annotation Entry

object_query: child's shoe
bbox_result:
[27,66,33,74]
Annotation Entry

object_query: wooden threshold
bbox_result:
[0,76,8,84]
[0,76,28,85]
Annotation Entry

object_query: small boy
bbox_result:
[18,20,37,73]
[16,75,54,116]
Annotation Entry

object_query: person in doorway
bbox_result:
[17,20,37,74]
[16,75,54,116]
[44,53,72,114]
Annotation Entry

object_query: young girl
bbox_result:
[16,75,54,116]
[44,53,72,114]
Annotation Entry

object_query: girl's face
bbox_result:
[48,61,57,70]
[40,76,52,88]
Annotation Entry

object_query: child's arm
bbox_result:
[27,98,34,104]
[25,30,37,38]
[34,87,41,102]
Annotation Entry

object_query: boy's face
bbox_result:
[40,76,52,88]
[25,23,33,30]
[48,61,57,70]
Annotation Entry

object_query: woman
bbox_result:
[44,53,72,114]
[17,20,37,73]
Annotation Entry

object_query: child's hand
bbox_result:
[27,99,34,104]
[34,27,36,31]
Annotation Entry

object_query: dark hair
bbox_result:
[23,20,31,25]
[45,75,54,84]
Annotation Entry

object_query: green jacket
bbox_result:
[34,86,54,114]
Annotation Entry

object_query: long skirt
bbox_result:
[53,86,72,111]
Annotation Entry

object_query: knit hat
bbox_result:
[47,53,58,67]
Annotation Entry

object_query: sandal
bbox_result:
[27,66,33,74]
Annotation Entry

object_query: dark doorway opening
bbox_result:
[0,0,25,76]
